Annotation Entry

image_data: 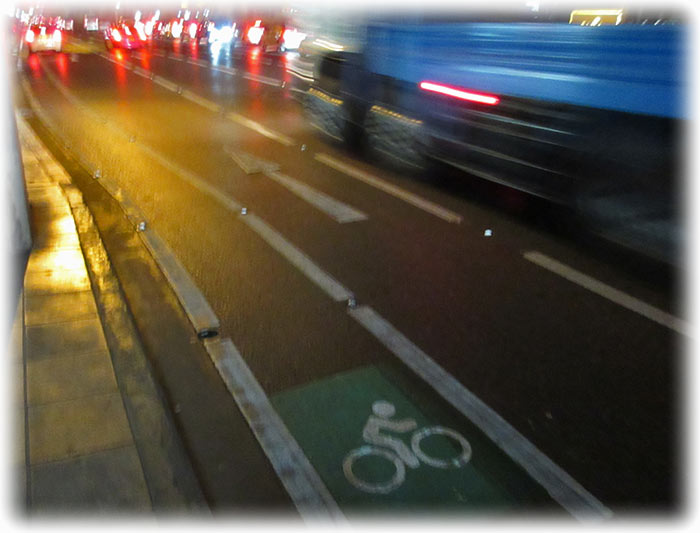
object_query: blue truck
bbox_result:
[287,11,685,265]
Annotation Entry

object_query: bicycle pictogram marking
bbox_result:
[343,400,472,494]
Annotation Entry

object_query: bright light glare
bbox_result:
[312,38,344,51]
[171,20,182,38]
[189,22,197,39]
[247,26,264,45]
[111,28,122,41]
[282,28,306,50]
[211,25,233,43]
[53,29,61,41]
[25,29,34,42]
[419,81,500,105]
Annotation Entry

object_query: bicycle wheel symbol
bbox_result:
[411,426,472,469]
[343,425,472,494]
[343,446,406,495]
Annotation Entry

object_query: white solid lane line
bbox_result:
[242,214,354,302]
[348,304,612,521]
[180,89,221,112]
[226,111,295,147]
[264,170,368,224]
[523,251,690,336]
[32,62,610,519]
[204,337,345,523]
[95,53,295,146]
[241,71,284,87]
[314,153,463,224]
[225,148,366,223]
[24,73,344,519]
[151,75,178,92]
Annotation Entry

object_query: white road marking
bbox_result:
[185,58,210,67]
[151,75,178,92]
[242,214,354,301]
[226,112,295,147]
[29,64,611,520]
[226,148,280,174]
[210,64,237,75]
[39,63,348,302]
[132,66,150,78]
[523,251,690,336]
[226,148,366,223]
[265,170,367,223]
[348,304,612,521]
[97,51,294,146]
[241,72,284,87]
[23,73,345,519]
[98,52,118,64]
[258,169,368,224]
[180,89,221,113]
[314,153,463,224]
[204,337,345,523]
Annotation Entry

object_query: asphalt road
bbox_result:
[15,35,685,518]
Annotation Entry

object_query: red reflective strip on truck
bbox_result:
[419,81,500,105]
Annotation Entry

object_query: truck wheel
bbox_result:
[365,103,429,172]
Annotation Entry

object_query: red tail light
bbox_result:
[25,29,35,43]
[419,81,500,105]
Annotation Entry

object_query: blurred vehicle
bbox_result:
[25,23,62,53]
[207,18,236,46]
[84,15,99,31]
[293,10,685,266]
[180,18,211,45]
[240,18,288,53]
[104,22,146,50]
[156,17,184,41]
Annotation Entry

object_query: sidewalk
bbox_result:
[13,114,204,513]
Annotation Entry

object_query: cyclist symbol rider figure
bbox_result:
[362,400,421,469]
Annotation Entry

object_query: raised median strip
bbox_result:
[138,229,220,338]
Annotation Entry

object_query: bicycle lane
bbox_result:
[271,363,569,516]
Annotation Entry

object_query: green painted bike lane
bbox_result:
[271,365,566,514]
